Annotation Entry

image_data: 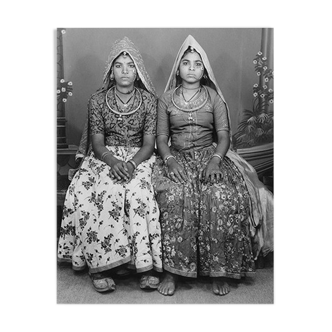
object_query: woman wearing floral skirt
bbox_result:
[153,35,269,296]
[58,37,162,292]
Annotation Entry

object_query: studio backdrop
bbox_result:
[57,28,273,150]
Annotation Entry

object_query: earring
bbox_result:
[176,70,179,76]
[203,74,207,79]
[110,71,114,80]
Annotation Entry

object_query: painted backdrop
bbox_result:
[60,28,265,147]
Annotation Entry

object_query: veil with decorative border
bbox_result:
[101,36,156,95]
[164,35,274,258]
[164,34,233,139]
[75,37,156,160]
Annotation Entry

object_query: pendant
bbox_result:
[123,104,128,108]
[188,114,193,121]
[118,115,123,121]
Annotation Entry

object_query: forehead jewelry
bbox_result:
[190,47,195,53]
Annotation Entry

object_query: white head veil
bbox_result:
[165,35,233,138]
[166,36,274,258]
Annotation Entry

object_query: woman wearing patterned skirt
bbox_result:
[153,35,270,296]
[58,37,162,293]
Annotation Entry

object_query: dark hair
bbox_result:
[176,46,217,91]
[104,52,150,93]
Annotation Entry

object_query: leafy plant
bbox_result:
[233,51,274,148]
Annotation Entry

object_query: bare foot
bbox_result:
[158,272,177,296]
[212,277,230,296]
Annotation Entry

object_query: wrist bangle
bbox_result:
[128,159,137,169]
[101,151,111,162]
[212,153,223,162]
[164,155,175,165]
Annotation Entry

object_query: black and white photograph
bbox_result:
[56,28,274,304]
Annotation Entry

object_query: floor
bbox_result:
[57,264,273,304]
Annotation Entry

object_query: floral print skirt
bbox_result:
[58,146,162,274]
[152,145,255,279]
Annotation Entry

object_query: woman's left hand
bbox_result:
[201,159,223,184]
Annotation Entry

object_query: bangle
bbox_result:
[212,153,223,162]
[164,155,175,165]
[101,151,111,162]
[127,159,137,169]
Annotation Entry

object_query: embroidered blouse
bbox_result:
[157,85,229,151]
[89,88,157,147]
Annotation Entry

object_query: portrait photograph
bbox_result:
[56,27,274,304]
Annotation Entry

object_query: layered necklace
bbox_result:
[181,86,201,104]
[106,86,142,121]
[172,85,208,122]
[115,87,135,109]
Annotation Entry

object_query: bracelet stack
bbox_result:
[127,159,137,169]
[101,151,112,162]
[211,153,223,162]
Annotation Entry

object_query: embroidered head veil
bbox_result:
[76,37,156,160]
[100,36,156,96]
[165,35,232,138]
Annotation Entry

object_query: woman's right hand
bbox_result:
[167,158,188,183]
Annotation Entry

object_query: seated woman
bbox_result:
[153,35,273,296]
[58,37,162,293]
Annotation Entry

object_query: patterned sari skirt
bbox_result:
[57,146,162,274]
[152,145,255,279]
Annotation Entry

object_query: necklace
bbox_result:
[172,85,208,122]
[115,90,135,109]
[182,86,201,104]
[106,86,142,121]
